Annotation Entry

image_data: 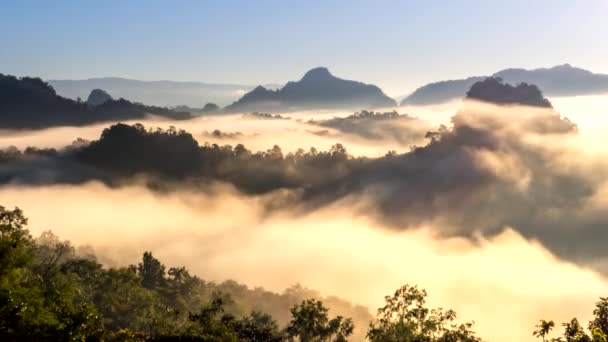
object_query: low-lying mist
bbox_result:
[0,181,606,342]
[0,105,449,158]
[1,94,608,341]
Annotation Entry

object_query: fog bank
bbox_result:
[1,182,607,342]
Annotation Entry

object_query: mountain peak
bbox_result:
[251,85,269,93]
[553,63,572,69]
[301,67,334,81]
[224,67,395,112]
[87,88,113,107]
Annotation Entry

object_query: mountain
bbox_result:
[48,77,282,108]
[494,64,608,95]
[224,67,397,113]
[86,88,113,106]
[401,77,485,106]
[401,64,608,105]
[0,74,190,129]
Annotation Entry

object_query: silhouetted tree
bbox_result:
[534,320,555,341]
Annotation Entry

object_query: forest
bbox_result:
[0,205,482,341]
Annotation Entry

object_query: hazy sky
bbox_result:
[1,0,607,95]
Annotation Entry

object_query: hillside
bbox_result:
[0,74,190,128]
[49,77,282,108]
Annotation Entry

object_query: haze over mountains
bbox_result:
[0,74,190,128]
[225,67,396,113]
[49,77,282,108]
[4,64,608,130]
[46,64,608,112]
[402,64,608,105]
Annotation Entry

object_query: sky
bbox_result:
[1,0,607,96]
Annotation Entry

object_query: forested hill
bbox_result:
[464,77,553,108]
[0,74,191,129]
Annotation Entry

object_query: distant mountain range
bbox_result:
[48,77,282,108]
[4,64,606,129]
[402,64,608,105]
[224,67,397,113]
[0,74,190,129]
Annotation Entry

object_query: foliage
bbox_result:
[465,77,553,108]
[12,204,608,342]
[534,320,555,341]
[367,284,482,342]
[0,206,362,341]
[534,298,608,342]
[74,123,356,195]
[286,299,354,342]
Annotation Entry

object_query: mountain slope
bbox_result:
[401,64,608,105]
[0,74,190,128]
[494,64,608,95]
[49,77,281,107]
[401,76,485,106]
[224,67,396,113]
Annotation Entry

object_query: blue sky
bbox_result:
[1,0,607,95]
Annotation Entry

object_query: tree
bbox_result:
[0,206,32,276]
[0,206,104,341]
[286,299,354,342]
[229,311,285,342]
[188,296,239,341]
[590,298,608,337]
[562,318,590,342]
[137,251,166,289]
[591,328,608,342]
[367,284,482,342]
[536,296,608,342]
[534,320,555,342]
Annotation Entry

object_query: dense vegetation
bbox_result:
[465,77,552,108]
[0,206,485,341]
[4,205,608,341]
[533,304,608,342]
[74,122,358,195]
